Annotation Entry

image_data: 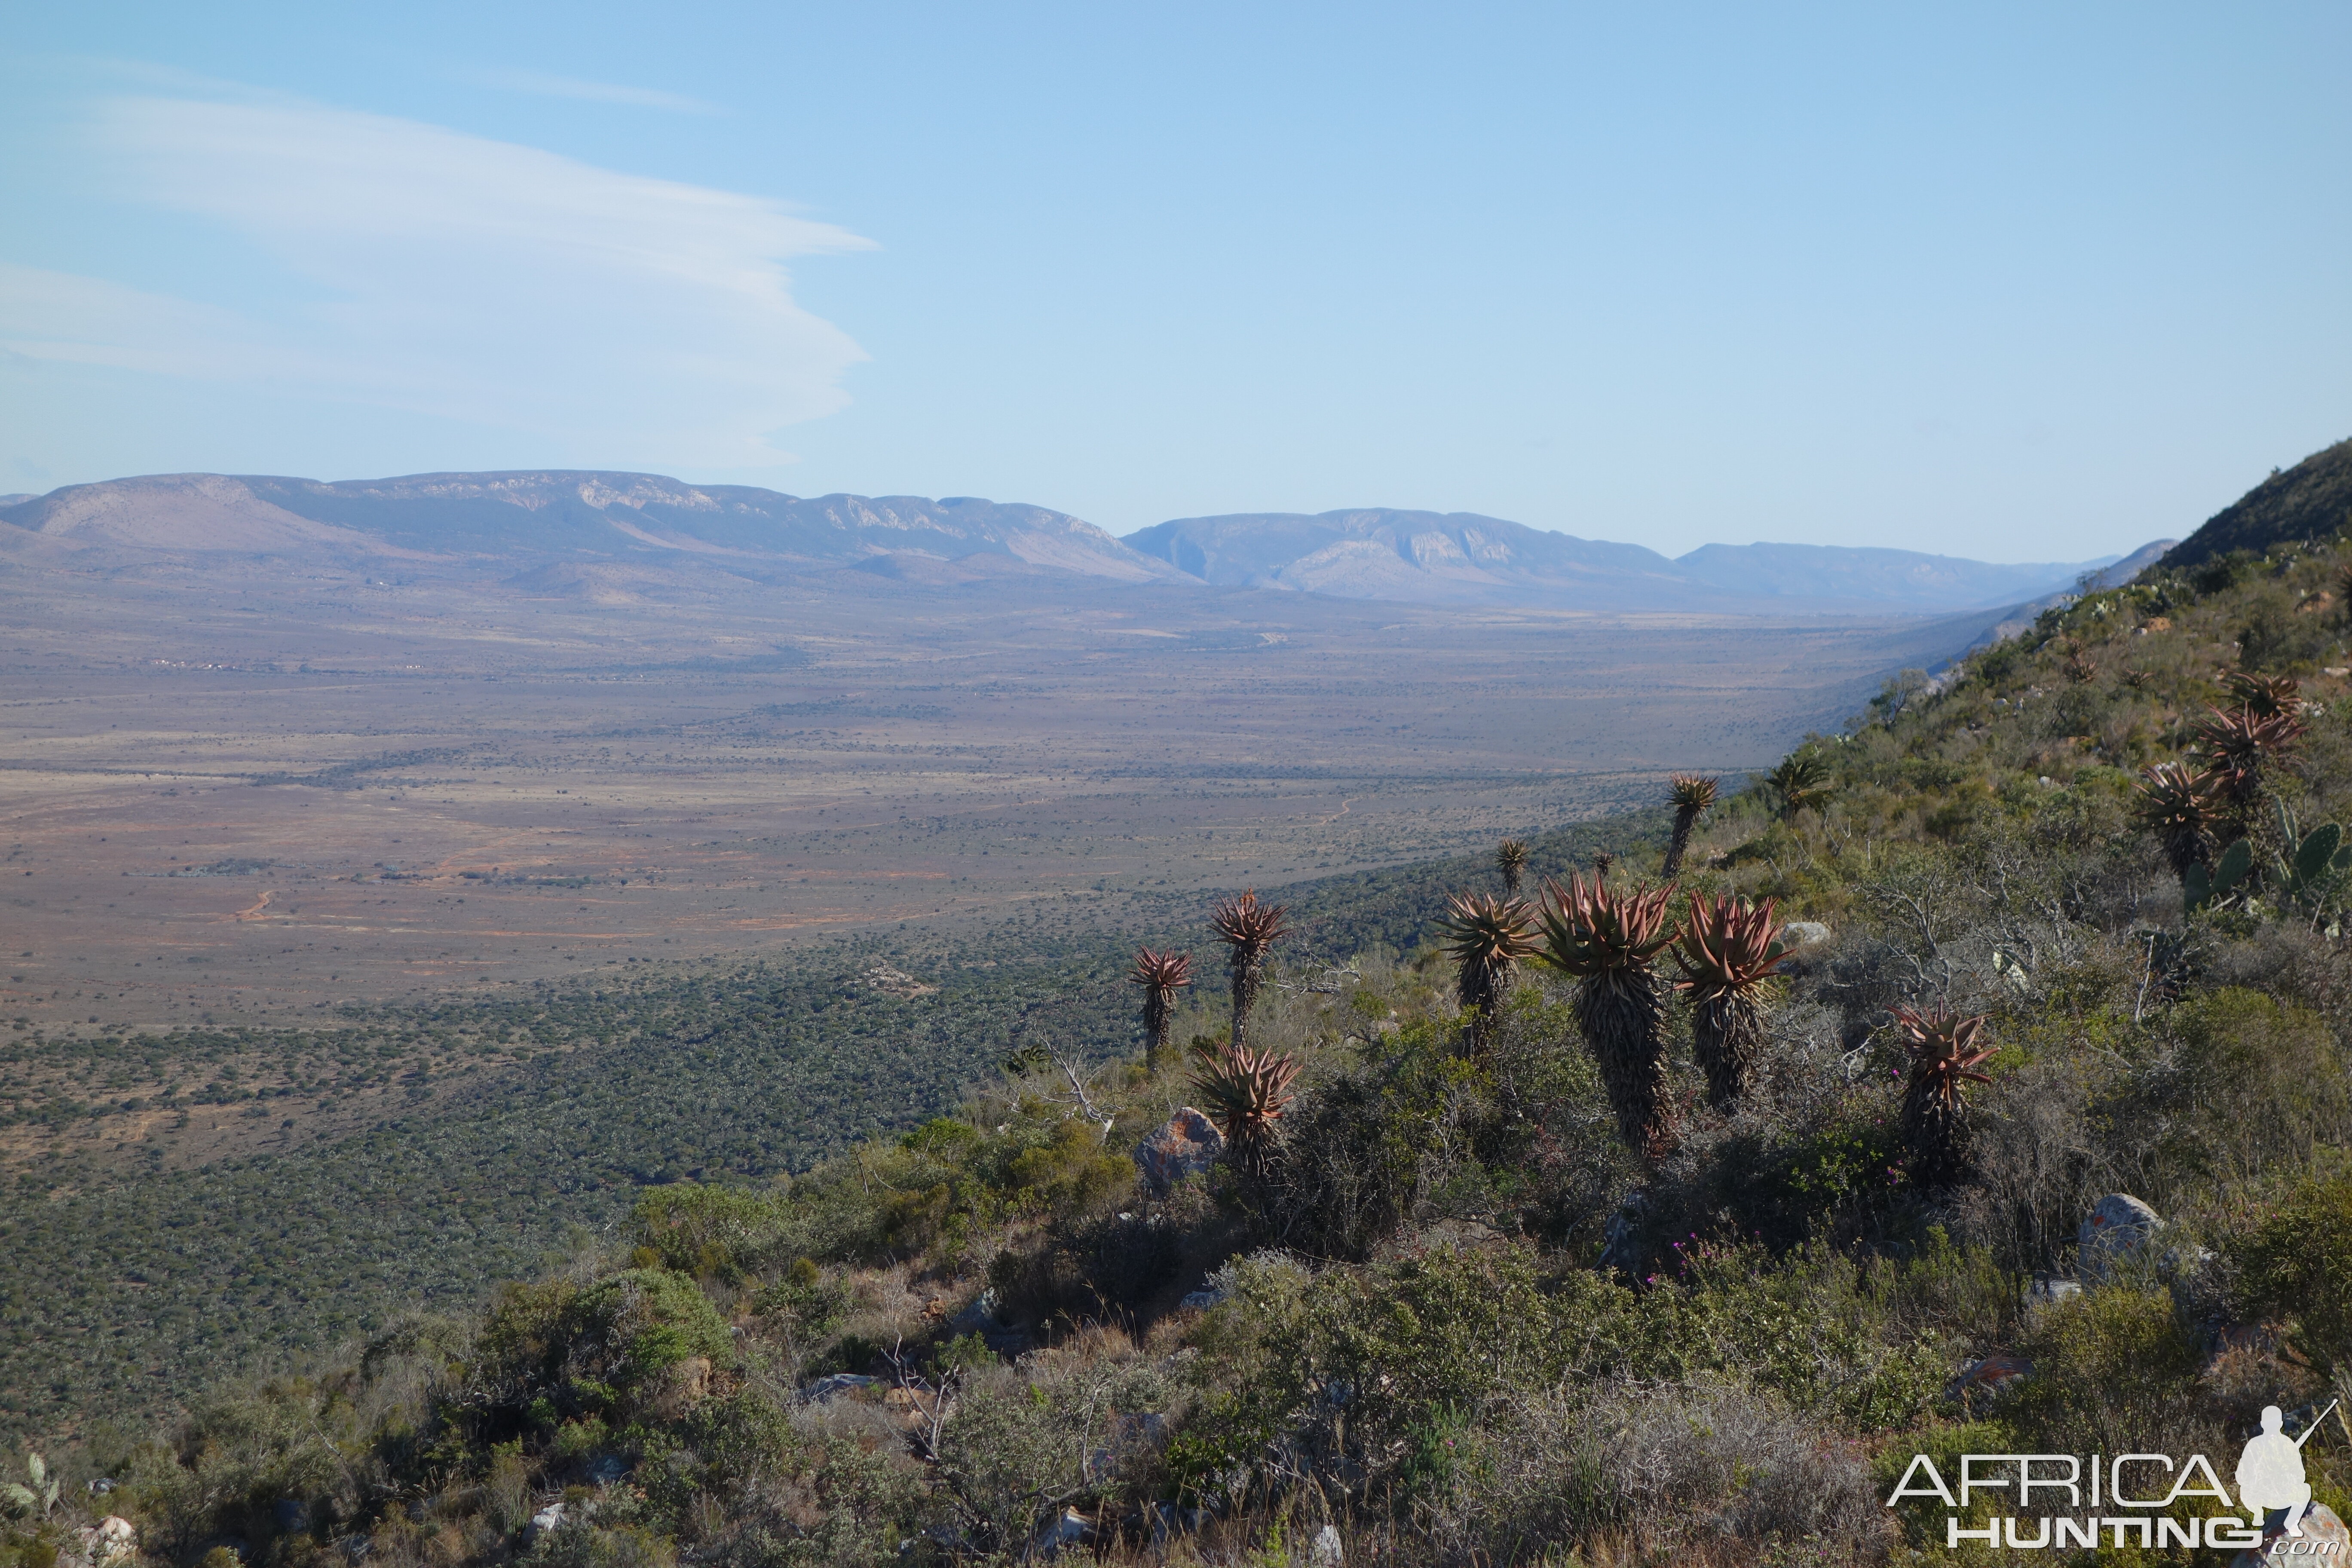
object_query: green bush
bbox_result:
[469,1268,734,1424]
[626,1182,799,1282]
[1002,1117,1134,1219]
[2146,988,2348,1188]
[2238,1168,2352,1373]
[2010,1283,2207,1455]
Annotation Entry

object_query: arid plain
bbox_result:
[0,551,1973,1037]
[0,539,1989,1434]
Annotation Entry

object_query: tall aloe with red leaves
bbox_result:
[2223,670,2301,719]
[1660,775,1719,880]
[1534,872,1681,1157]
[1894,1005,1996,1189]
[2132,762,2225,881]
[1209,890,1288,1053]
[1436,892,1538,1057]
[1671,892,1790,1109]
[1188,1039,1302,1176]
[1494,838,1530,897]
[1127,946,1193,1066]
[2194,701,2308,818]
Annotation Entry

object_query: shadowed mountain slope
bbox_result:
[2162,435,2352,569]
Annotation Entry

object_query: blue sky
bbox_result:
[1,2,2346,559]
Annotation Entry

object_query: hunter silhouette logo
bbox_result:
[2239,1402,2331,1540]
[1886,1398,2345,1553]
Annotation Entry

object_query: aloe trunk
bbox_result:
[1690,989,1764,1111]
[1578,967,1675,1155]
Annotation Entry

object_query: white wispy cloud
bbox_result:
[1,90,873,468]
[457,67,721,115]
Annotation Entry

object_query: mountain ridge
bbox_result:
[1124,506,2124,612]
[4,470,2152,615]
[0,470,1185,586]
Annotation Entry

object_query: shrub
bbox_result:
[2238,1169,2352,1373]
[2143,988,2348,1189]
[467,1268,734,1425]
[1003,1118,1134,1219]
[626,1182,799,1282]
[2009,1283,2209,1456]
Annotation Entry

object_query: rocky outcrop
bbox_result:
[2229,1501,2349,1567]
[1133,1108,1223,1195]
[75,1518,136,1563]
[2078,1194,2162,1280]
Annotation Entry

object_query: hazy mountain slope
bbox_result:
[0,473,389,554]
[1124,508,1696,606]
[1954,536,2179,653]
[2162,434,2352,569]
[1672,541,2116,609]
[1128,508,2122,613]
[0,472,1183,585]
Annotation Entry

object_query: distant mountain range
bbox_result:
[0,471,1180,587]
[0,465,2233,616]
[1124,508,2127,612]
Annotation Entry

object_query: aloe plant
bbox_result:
[1494,838,1529,897]
[1210,890,1288,1053]
[2194,701,2308,814]
[1766,752,1834,821]
[1127,946,1193,1066]
[2133,761,2224,881]
[1660,774,1718,879]
[1436,892,1538,1057]
[1533,872,1681,1156]
[2223,669,2301,718]
[1188,1039,1302,1176]
[1671,892,1790,1109]
[1894,1006,1996,1189]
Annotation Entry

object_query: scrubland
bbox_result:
[7,536,2352,1564]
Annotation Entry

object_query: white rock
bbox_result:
[79,1519,137,1562]
[2023,1277,2082,1311]
[1310,1522,1345,1567]
[2078,1193,2162,1279]
[796,1372,878,1403]
[1033,1507,1091,1556]
[949,1289,1001,1334]
[1133,1108,1224,1195]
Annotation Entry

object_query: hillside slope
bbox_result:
[2164,434,2352,569]
[1674,539,2119,609]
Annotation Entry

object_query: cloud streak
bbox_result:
[3,91,872,468]
[458,67,721,115]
